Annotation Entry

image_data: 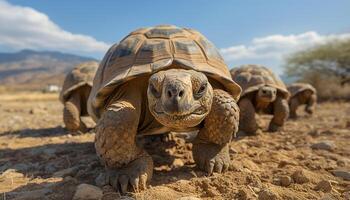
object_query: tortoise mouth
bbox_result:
[152,106,208,129]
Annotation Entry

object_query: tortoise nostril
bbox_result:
[179,90,184,97]
[167,90,172,98]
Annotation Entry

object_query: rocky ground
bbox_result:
[0,92,349,200]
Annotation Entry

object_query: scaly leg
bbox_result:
[192,89,239,174]
[305,93,317,115]
[238,97,258,135]
[269,96,289,132]
[95,86,153,193]
[289,96,299,119]
[63,92,83,132]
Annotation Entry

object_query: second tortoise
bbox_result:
[287,83,317,118]
[230,64,290,135]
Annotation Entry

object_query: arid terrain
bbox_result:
[0,92,349,200]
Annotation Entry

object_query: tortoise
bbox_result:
[287,83,317,118]
[87,25,242,192]
[230,64,290,135]
[60,61,99,132]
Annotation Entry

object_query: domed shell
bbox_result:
[60,61,99,103]
[230,64,289,99]
[88,25,242,120]
[287,83,316,98]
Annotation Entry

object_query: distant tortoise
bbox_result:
[287,83,317,118]
[88,25,241,192]
[230,64,290,135]
[60,61,98,132]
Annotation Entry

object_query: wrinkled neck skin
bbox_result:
[147,69,213,131]
[298,90,312,104]
[255,86,277,110]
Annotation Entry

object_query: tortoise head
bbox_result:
[257,86,277,103]
[147,69,213,130]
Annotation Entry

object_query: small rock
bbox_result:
[311,141,335,151]
[343,191,350,199]
[331,170,350,181]
[279,175,292,187]
[73,184,103,200]
[177,196,201,200]
[258,189,278,200]
[95,172,108,187]
[315,180,332,192]
[237,188,254,200]
[346,121,350,128]
[308,129,321,137]
[292,170,309,184]
[53,166,79,177]
[172,158,184,168]
[336,160,346,167]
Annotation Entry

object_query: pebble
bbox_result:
[292,170,309,184]
[172,158,184,168]
[73,184,103,200]
[258,189,278,200]
[331,170,350,181]
[311,141,335,151]
[279,175,292,187]
[237,188,254,200]
[315,180,332,192]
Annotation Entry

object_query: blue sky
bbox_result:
[1,0,350,74]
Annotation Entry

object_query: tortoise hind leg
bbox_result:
[269,96,289,132]
[238,97,258,135]
[95,83,153,193]
[192,89,239,174]
[63,92,82,132]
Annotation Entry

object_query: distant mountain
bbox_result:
[0,49,98,90]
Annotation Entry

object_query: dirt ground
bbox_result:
[0,92,349,200]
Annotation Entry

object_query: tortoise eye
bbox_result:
[150,84,161,98]
[194,83,207,99]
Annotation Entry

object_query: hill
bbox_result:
[0,50,97,90]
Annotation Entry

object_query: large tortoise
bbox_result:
[88,25,242,192]
[287,83,317,118]
[230,64,290,135]
[60,61,98,132]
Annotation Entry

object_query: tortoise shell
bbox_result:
[88,25,242,120]
[230,64,289,99]
[287,83,316,98]
[60,61,99,102]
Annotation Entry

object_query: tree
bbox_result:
[284,39,350,85]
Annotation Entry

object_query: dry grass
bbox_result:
[299,72,350,101]
[0,92,59,102]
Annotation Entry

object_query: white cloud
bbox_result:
[220,31,350,74]
[0,0,110,56]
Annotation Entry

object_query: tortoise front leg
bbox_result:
[192,89,239,174]
[269,96,289,132]
[63,92,84,132]
[238,97,258,135]
[95,91,153,193]
[305,93,317,115]
[289,96,299,119]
